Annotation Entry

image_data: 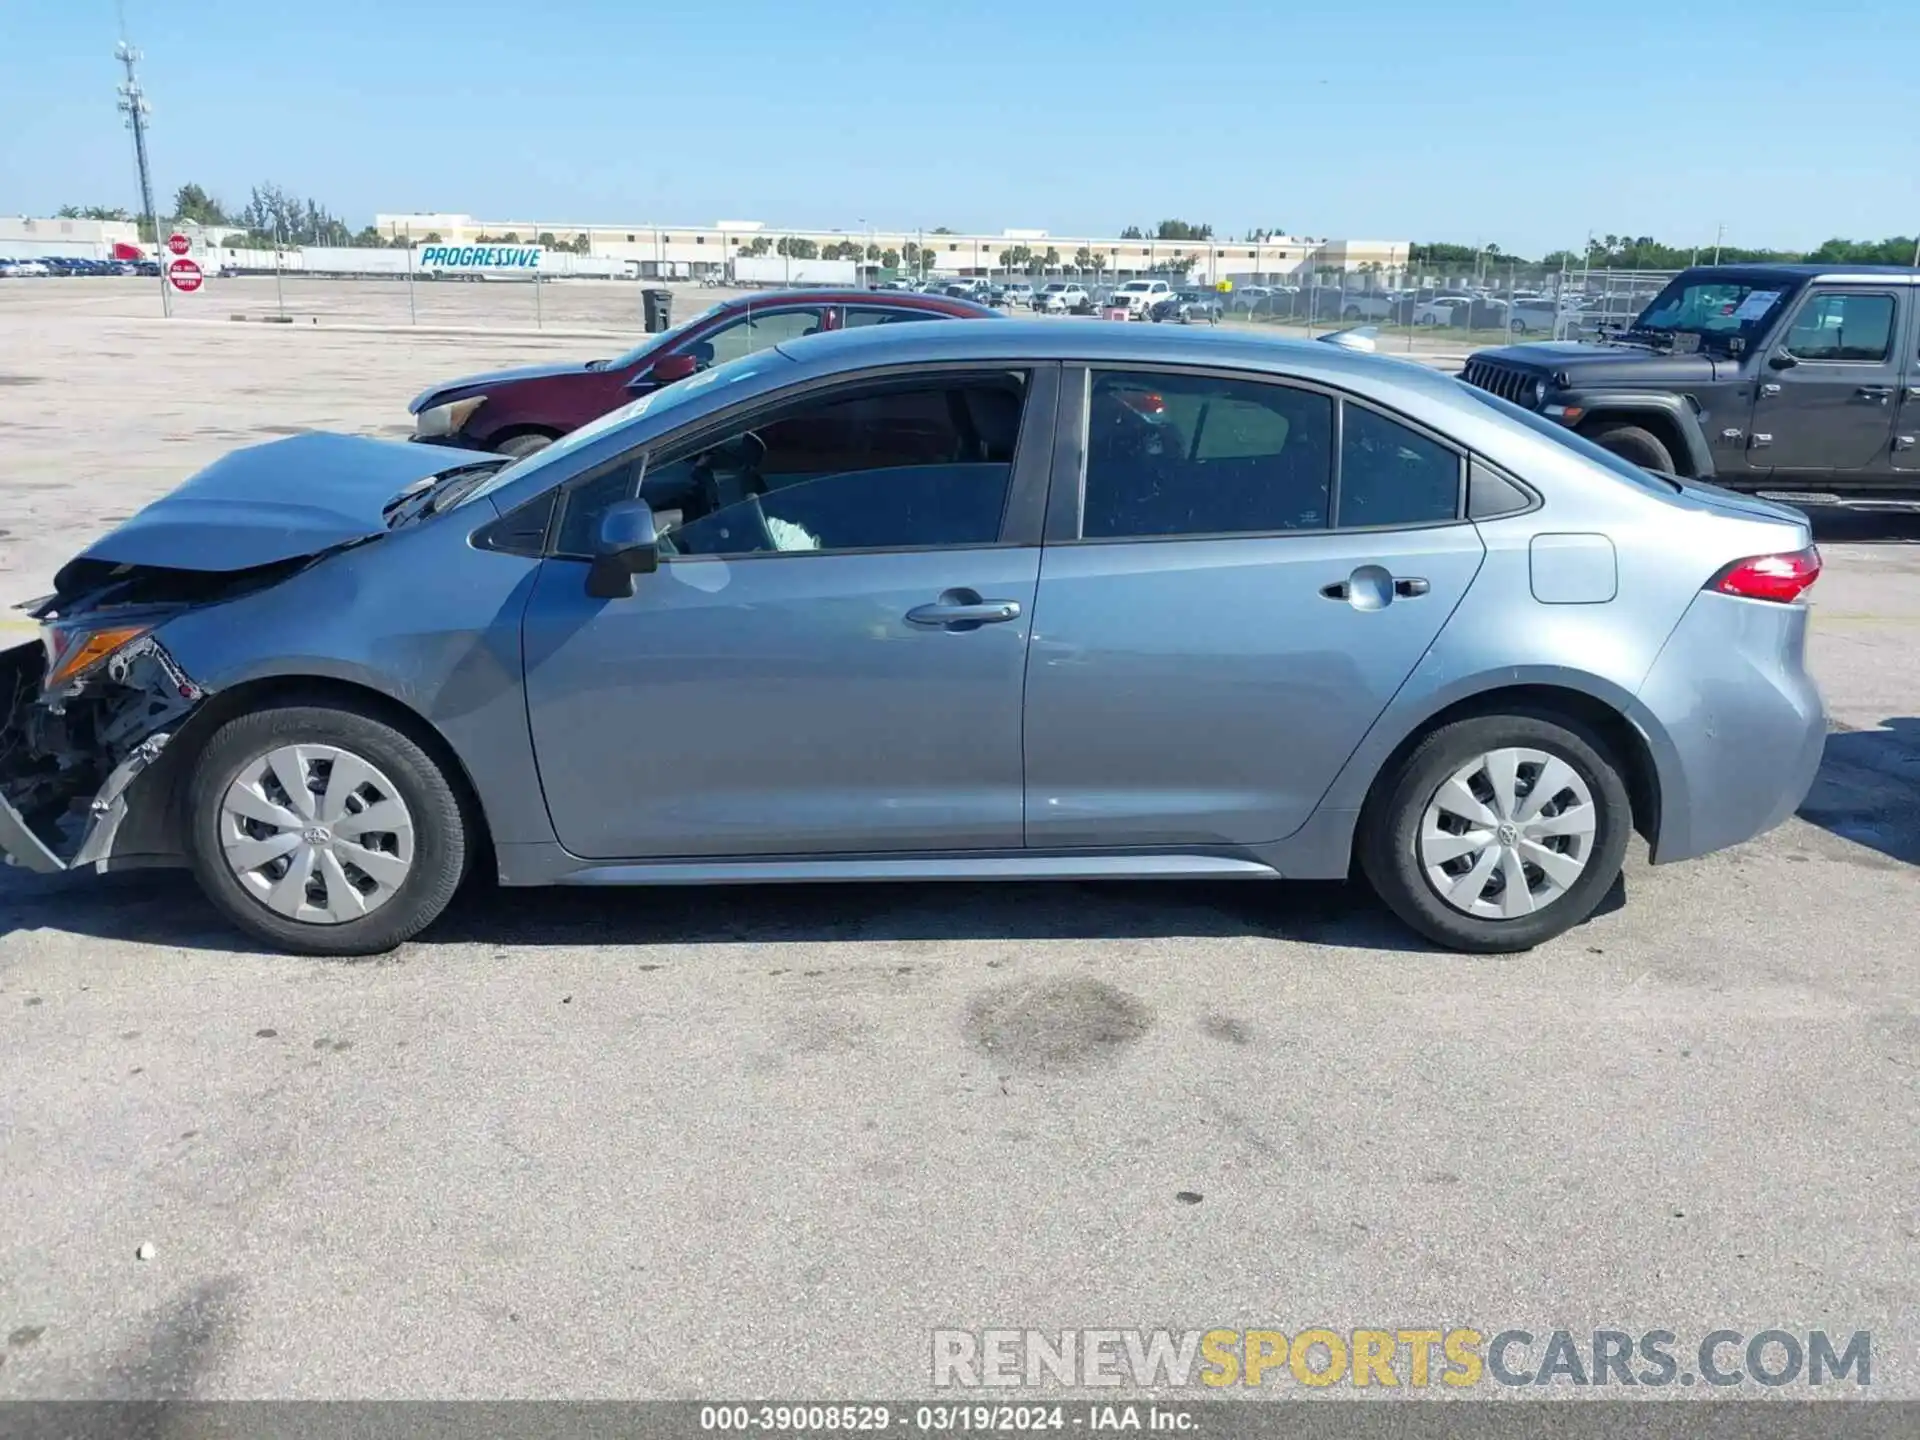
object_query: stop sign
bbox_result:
[167,257,204,293]
[166,232,191,256]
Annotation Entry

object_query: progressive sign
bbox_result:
[417,244,544,270]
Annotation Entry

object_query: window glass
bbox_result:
[1337,406,1462,527]
[842,307,949,328]
[559,374,1027,559]
[1082,371,1332,538]
[685,308,825,369]
[1783,292,1895,362]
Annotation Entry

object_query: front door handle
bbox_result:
[905,589,1022,629]
[1856,386,1894,402]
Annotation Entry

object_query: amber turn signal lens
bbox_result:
[43,625,151,689]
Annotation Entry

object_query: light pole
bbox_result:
[115,40,169,317]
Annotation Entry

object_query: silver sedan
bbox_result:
[0,322,1825,956]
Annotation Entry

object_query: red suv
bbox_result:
[408,289,1000,456]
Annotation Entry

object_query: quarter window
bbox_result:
[1337,406,1462,527]
[1783,292,1896,362]
[842,307,949,328]
[556,374,1028,559]
[1081,371,1333,538]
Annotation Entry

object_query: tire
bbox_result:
[1510,319,1530,334]
[496,432,554,460]
[184,703,468,956]
[1584,422,1674,473]
[1342,306,1361,320]
[1358,712,1632,953]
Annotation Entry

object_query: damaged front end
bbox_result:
[0,560,264,875]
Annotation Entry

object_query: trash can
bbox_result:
[642,288,672,333]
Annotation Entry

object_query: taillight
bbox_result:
[1709,547,1821,603]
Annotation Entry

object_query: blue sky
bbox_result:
[1,0,1913,258]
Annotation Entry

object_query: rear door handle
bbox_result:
[905,589,1022,629]
[1319,571,1428,605]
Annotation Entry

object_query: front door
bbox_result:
[523,367,1050,859]
[1022,367,1486,848]
[1756,287,1903,476]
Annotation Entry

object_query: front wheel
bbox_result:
[185,704,468,955]
[496,432,554,460]
[1584,422,1676,474]
[1358,713,1632,953]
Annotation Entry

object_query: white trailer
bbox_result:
[731,256,859,287]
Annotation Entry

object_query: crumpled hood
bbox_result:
[64,432,499,575]
[408,359,605,413]
[1478,339,1724,385]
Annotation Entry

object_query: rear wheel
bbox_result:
[496,432,555,460]
[1359,713,1631,953]
[1584,422,1674,473]
[185,704,467,956]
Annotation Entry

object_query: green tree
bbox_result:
[1119,225,1144,240]
[1072,245,1093,272]
[352,224,384,247]
[1042,246,1060,271]
[537,232,558,247]
[1155,219,1212,241]
[423,232,443,244]
[776,235,819,259]
[932,226,954,235]
[881,247,899,269]
[501,232,520,244]
[865,243,882,262]
[998,244,1033,271]
[171,183,228,227]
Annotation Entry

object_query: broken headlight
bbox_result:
[414,395,487,439]
[41,622,153,692]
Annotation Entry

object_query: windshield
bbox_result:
[1631,277,1790,341]
[600,301,730,370]
[455,348,791,509]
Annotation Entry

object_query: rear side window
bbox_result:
[1337,406,1462,527]
[1782,292,1896,362]
[1082,371,1333,538]
[843,307,950,328]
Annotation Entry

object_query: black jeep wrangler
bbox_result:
[1461,264,1920,495]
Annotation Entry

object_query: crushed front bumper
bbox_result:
[0,637,204,876]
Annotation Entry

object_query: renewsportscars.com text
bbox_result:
[931,1327,1872,1389]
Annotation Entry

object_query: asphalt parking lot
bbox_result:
[0,279,1916,1400]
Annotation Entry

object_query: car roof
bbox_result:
[772,317,1473,404]
[1676,263,1920,286]
[719,288,999,317]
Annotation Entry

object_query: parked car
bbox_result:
[1505,297,1564,335]
[406,289,1000,457]
[1414,296,1475,327]
[943,279,992,303]
[0,321,1826,956]
[1339,292,1398,321]
[1463,262,1920,494]
[1226,285,1275,314]
[1034,282,1092,313]
[999,282,1035,309]
[1151,289,1224,324]
[1108,279,1173,317]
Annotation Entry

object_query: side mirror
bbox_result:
[1768,352,1798,371]
[584,499,660,600]
[650,353,699,384]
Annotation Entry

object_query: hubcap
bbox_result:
[1418,747,1598,920]
[217,744,415,925]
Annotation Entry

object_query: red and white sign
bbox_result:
[166,232,192,256]
[167,258,205,294]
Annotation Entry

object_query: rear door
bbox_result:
[1021,366,1485,849]
[1757,286,1903,475]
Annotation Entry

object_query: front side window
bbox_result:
[1081,371,1333,539]
[1782,292,1896,362]
[682,307,826,369]
[1337,406,1462,527]
[558,373,1028,559]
